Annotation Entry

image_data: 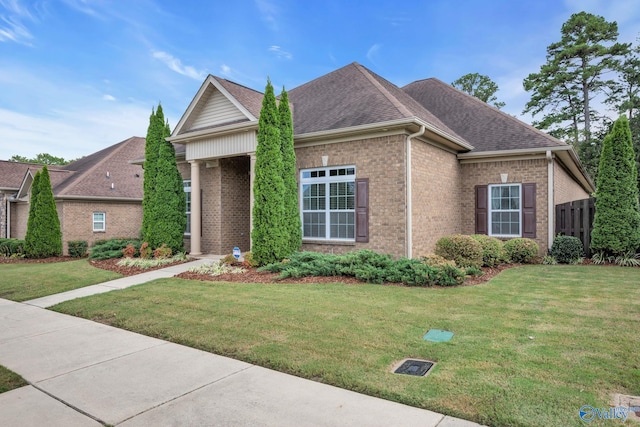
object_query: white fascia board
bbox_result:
[168,121,258,143]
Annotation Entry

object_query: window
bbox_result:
[184,180,191,235]
[489,184,521,237]
[301,166,356,240]
[93,212,105,232]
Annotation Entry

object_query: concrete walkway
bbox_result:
[0,259,483,426]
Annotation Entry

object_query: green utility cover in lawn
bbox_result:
[423,329,453,342]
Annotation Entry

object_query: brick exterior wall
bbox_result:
[295,134,407,257]
[411,140,462,257]
[180,157,251,255]
[460,158,550,254]
[59,200,142,255]
[554,161,590,205]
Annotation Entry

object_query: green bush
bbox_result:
[0,238,25,257]
[435,235,483,268]
[67,240,88,258]
[90,238,140,260]
[470,234,505,267]
[260,250,466,287]
[504,238,539,263]
[550,235,584,264]
[24,166,62,258]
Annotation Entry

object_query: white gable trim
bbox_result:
[172,75,257,137]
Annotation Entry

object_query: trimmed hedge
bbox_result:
[260,250,466,287]
[470,234,505,267]
[434,235,483,268]
[550,235,584,264]
[504,238,539,263]
[0,238,25,257]
[90,238,141,260]
[67,240,88,258]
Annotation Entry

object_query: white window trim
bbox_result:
[184,180,191,236]
[93,212,106,232]
[488,183,522,238]
[300,165,356,242]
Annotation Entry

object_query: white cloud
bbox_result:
[366,43,381,64]
[0,0,36,45]
[152,50,205,80]
[255,0,278,31]
[103,94,116,101]
[268,45,292,59]
[0,104,151,160]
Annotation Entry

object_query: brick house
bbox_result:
[169,62,593,257]
[2,137,145,255]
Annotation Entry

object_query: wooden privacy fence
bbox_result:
[555,198,595,256]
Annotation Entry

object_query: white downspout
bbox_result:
[406,125,426,259]
[547,150,554,251]
[6,196,10,239]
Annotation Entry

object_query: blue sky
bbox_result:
[1,0,639,160]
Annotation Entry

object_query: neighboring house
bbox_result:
[3,137,145,255]
[169,62,593,258]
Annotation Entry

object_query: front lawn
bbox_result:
[51,265,640,426]
[0,365,27,394]
[0,259,121,302]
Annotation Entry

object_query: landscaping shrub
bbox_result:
[470,234,505,267]
[503,238,539,263]
[260,250,466,286]
[90,238,140,260]
[434,235,483,268]
[67,240,88,258]
[153,244,172,259]
[24,166,62,258]
[122,244,137,258]
[242,251,259,268]
[550,235,584,264]
[221,253,238,265]
[139,242,152,259]
[421,254,456,268]
[0,238,25,257]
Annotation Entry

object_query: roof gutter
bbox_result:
[458,145,594,193]
[406,125,426,259]
[54,195,143,202]
[294,117,474,152]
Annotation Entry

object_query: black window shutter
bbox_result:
[475,185,488,235]
[522,183,536,238]
[355,178,369,243]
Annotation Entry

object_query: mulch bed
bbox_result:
[1,255,516,286]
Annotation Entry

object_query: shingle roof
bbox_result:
[214,76,264,119]
[402,78,567,152]
[0,161,51,190]
[287,62,466,143]
[52,136,145,199]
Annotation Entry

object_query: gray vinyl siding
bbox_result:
[186,86,247,131]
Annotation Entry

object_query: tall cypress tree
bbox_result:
[152,126,186,253]
[252,79,286,265]
[278,87,301,256]
[591,116,640,255]
[24,166,62,258]
[141,106,163,243]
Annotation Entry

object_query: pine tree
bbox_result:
[24,166,62,258]
[252,79,287,265]
[278,87,302,256]
[591,116,640,255]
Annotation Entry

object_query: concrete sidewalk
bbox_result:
[0,260,483,426]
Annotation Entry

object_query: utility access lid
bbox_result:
[393,359,435,377]
[423,329,454,342]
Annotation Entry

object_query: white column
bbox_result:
[249,152,257,250]
[190,160,202,255]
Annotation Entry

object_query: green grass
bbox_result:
[0,365,27,394]
[0,259,121,301]
[51,265,640,426]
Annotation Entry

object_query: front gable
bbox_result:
[173,75,258,136]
